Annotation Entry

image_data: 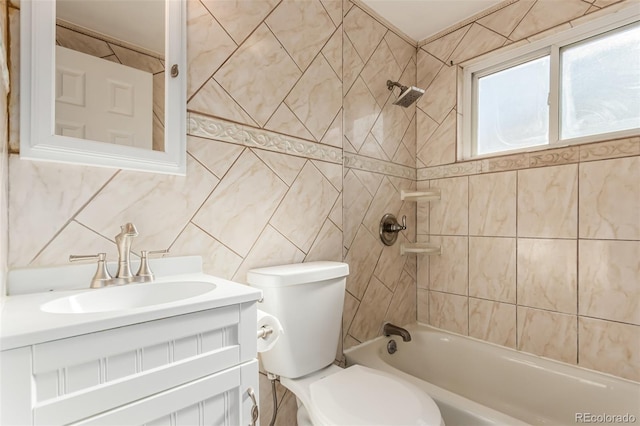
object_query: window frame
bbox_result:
[460,5,640,161]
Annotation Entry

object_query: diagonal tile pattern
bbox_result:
[7,6,637,426]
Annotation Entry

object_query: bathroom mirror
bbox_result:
[20,0,186,175]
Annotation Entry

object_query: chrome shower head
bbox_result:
[387,80,425,108]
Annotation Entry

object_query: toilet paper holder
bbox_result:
[257,325,274,339]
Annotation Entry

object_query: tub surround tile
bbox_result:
[170,223,242,281]
[371,99,411,161]
[517,307,577,364]
[344,225,383,300]
[469,237,516,304]
[385,31,415,72]
[186,0,236,99]
[313,161,343,192]
[200,0,278,45]
[509,0,590,41]
[417,289,429,323]
[8,156,116,267]
[517,238,577,314]
[358,134,390,161]
[322,27,343,81]
[321,0,343,27]
[329,193,343,231]
[360,39,402,108]
[416,181,430,235]
[343,6,387,64]
[419,65,457,125]
[429,176,469,235]
[579,137,640,162]
[214,24,301,127]
[429,236,468,296]
[579,240,640,325]
[343,291,360,335]
[385,270,417,327]
[353,169,384,198]
[476,1,535,38]
[528,146,580,168]
[266,0,335,71]
[362,177,403,238]
[416,108,457,167]
[343,334,361,351]
[417,50,443,93]
[344,77,381,151]
[579,156,640,240]
[578,317,640,382]
[469,171,517,237]
[374,235,409,292]
[349,276,393,342]
[429,291,469,336]
[421,25,470,63]
[469,299,516,349]
[192,150,288,257]
[343,170,373,249]
[342,35,365,94]
[517,164,578,238]
[448,24,507,64]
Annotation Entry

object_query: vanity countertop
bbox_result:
[1,257,262,350]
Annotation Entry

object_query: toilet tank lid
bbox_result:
[247,262,349,287]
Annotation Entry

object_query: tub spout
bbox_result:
[382,322,411,342]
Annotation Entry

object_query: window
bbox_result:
[461,7,640,160]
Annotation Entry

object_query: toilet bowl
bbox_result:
[247,262,443,426]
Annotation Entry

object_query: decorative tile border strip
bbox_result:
[188,112,343,165]
[344,153,416,180]
[418,136,640,180]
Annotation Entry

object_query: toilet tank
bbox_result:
[247,262,349,379]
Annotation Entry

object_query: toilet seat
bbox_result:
[281,364,443,426]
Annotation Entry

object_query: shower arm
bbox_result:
[387,80,408,92]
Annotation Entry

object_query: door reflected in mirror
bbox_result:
[55,0,165,151]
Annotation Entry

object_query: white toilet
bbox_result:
[247,261,444,426]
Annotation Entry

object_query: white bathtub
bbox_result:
[345,323,640,426]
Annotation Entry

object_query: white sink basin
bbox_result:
[41,281,217,314]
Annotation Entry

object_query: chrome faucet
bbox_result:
[383,322,412,342]
[115,222,138,283]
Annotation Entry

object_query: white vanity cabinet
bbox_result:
[1,301,259,425]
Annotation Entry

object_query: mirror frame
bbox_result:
[20,0,187,175]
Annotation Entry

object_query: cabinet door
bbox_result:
[75,360,260,426]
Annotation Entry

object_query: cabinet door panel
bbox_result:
[75,360,259,426]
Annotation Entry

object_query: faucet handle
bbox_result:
[69,253,113,288]
[135,249,169,283]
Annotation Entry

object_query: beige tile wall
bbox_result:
[416,0,639,381]
[341,1,418,351]
[7,0,419,423]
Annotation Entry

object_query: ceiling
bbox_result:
[360,0,504,42]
